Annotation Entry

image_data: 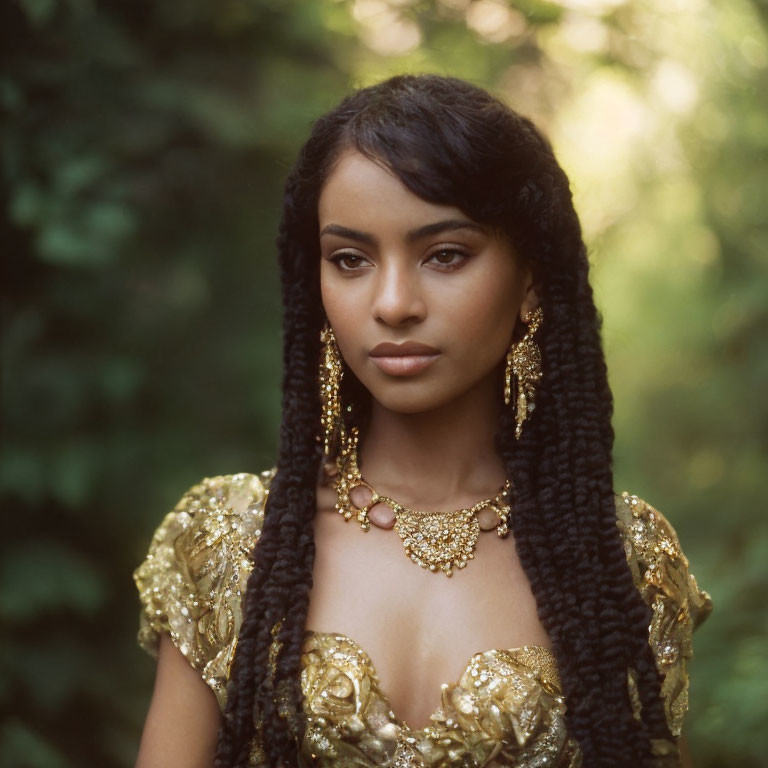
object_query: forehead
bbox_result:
[318,148,467,229]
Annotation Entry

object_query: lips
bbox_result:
[368,341,441,376]
[369,341,440,357]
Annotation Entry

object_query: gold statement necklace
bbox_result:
[327,426,511,577]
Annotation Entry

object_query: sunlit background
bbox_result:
[2,0,767,765]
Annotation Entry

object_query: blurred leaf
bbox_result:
[16,0,59,27]
[0,718,72,768]
[0,543,106,621]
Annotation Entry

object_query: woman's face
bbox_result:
[318,148,538,415]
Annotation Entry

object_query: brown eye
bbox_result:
[329,253,368,271]
[427,249,469,269]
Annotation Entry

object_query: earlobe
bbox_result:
[519,283,541,323]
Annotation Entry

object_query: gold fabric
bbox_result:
[133,471,712,767]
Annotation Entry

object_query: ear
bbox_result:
[519,271,540,323]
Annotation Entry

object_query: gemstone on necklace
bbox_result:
[477,507,500,531]
[369,503,396,529]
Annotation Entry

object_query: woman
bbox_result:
[133,74,712,768]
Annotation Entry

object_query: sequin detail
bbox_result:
[300,630,577,767]
[617,492,713,741]
[133,470,275,710]
[133,473,712,767]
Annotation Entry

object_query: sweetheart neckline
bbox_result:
[304,628,559,733]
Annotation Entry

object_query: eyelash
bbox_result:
[327,248,470,272]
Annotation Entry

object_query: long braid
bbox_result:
[214,152,326,765]
[496,128,669,762]
[214,74,674,766]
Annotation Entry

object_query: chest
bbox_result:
[304,491,552,732]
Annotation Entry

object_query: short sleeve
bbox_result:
[133,469,276,711]
[615,492,713,744]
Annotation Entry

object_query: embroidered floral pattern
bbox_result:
[616,492,713,742]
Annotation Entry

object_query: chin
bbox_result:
[366,385,460,415]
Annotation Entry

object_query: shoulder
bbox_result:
[138,469,276,560]
[613,490,713,739]
[133,468,276,711]
[614,491,712,634]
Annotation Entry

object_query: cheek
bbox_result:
[440,270,520,350]
[320,267,352,324]
[319,264,334,312]
[320,268,366,360]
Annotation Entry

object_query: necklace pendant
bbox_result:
[394,509,480,578]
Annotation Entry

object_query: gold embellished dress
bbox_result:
[133,469,712,767]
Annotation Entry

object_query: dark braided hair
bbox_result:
[214,73,673,767]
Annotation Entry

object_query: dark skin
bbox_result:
[133,147,693,765]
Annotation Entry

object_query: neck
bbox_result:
[356,370,508,509]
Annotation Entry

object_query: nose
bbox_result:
[371,260,427,327]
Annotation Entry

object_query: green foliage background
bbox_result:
[2,0,766,765]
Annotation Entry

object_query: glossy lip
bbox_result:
[369,342,441,377]
[369,354,440,376]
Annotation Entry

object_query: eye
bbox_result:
[426,248,469,270]
[328,252,370,271]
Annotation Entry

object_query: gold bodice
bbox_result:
[133,470,712,767]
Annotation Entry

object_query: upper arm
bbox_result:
[132,472,274,767]
[135,634,221,768]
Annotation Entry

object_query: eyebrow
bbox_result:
[319,218,488,245]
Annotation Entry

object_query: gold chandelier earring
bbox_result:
[504,306,544,440]
[319,323,345,455]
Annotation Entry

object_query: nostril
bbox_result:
[371,291,427,327]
